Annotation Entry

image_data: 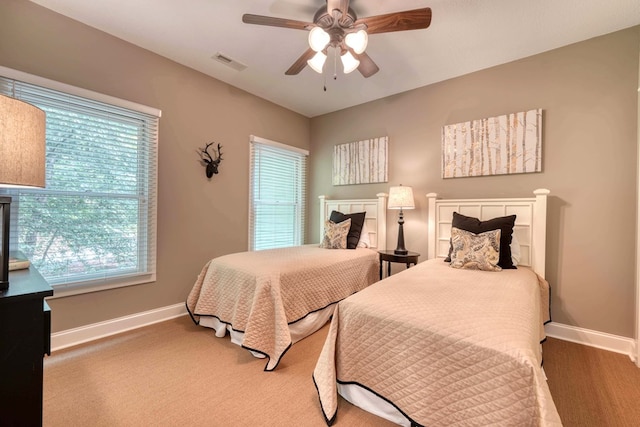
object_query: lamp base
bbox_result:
[394,209,409,256]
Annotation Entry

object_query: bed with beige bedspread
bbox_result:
[187,244,378,371]
[313,258,561,426]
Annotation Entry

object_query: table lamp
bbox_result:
[388,184,415,255]
[0,94,46,291]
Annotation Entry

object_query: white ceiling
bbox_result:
[30,0,640,118]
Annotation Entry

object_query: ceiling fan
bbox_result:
[242,1,432,78]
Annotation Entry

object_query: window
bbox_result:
[249,135,308,251]
[0,67,160,296]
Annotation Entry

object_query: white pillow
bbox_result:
[357,221,371,248]
[511,233,521,266]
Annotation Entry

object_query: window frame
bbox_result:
[248,135,308,251]
[0,66,160,298]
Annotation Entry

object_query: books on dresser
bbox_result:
[8,251,30,271]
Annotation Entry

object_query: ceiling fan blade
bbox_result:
[327,0,350,18]
[285,48,316,75]
[355,8,432,35]
[355,52,379,78]
[242,14,313,30]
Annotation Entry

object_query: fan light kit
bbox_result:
[307,27,367,74]
[308,51,328,73]
[345,30,368,54]
[309,27,331,52]
[242,1,432,78]
[340,51,360,74]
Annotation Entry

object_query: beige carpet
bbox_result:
[543,337,640,427]
[44,315,640,426]
[44,316,394,427]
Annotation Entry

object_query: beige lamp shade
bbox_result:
[388,185,415,210]
[0,94,46,187]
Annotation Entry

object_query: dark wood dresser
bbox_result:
[0,267,53,427]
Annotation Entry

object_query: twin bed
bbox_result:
[186,194,387,371]
[313,189,562,426]
[186,189,561,426]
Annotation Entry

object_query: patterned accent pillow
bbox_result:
[445,212,517,269]
[450,227,502,272]
[320,219,351,249]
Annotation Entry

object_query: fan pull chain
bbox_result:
[333,48,338,80]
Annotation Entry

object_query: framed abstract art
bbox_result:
[442,109,542,178]
[333,136,388,185]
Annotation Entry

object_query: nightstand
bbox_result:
[378,250,420,279]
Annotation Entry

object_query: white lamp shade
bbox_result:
[307,51,327,73]
[0,95,46,188]
[308,27,330,52]
[345,30,368,54]
[340,51,360,74]
[388,185,415,209]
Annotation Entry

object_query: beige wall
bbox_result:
[0,0,310,332]
[309,27,640,338]
[2,1,638,340]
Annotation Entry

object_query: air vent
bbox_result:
[212,52,247,71]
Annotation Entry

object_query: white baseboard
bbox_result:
[50,303,188,352]
[545,322,637,363]
[51,307,637,365]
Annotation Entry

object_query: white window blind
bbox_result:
[249,136,308,251]
[0,70,159,296]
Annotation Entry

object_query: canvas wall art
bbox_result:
[333,136,388,185]
[442,108,542,178]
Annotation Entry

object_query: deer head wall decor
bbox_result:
[199,142,223,178]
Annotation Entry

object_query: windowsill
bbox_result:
[47,272,156,299]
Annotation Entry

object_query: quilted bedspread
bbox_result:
[313,259,562,426]
[186,245,378,371]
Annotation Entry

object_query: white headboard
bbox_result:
[427,189,549,277]
[319,193,388,250]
